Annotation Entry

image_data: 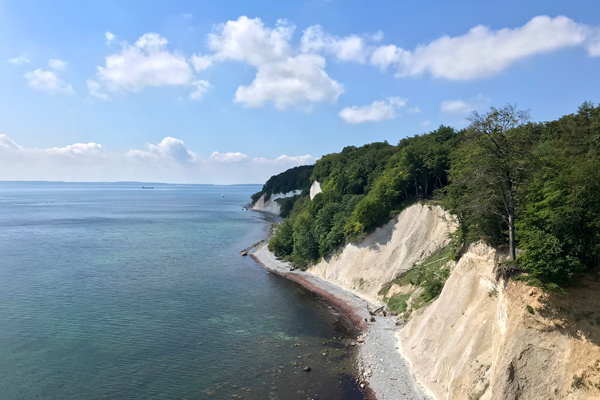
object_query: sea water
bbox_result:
[0,182,365,400]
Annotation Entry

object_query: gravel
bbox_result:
[252,245,433,400]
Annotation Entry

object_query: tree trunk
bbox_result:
[508,208,516,261]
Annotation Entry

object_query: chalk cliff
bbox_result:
[304,203,600,399]
[309,203,456,303]
[251,190,302,215]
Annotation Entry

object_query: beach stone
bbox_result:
[304,366,311,372]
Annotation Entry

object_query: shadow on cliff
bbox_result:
[535,275,600,348]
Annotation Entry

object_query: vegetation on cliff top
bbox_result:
[268,126,462,267]
[263,102,600,287]
[250,165,314,205]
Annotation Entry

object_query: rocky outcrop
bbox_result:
[251,190,302,215]
[308,203,457,303]
[309,181,322,200]
[399,242,600,400]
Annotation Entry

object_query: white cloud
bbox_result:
[87,80,108,100]
[300,25,368,63]
[210,151,249,162]
[422,120,432,127]
[371,15,598,80]
[182,13,193,20]
[48,59,67,70]
[339,97,406,124]
[0,134,21,149]
[24,69,73,93]
[8,54,32,65]
[252,154,316,165]
[190,54,212,71]
[207,17,294,66]
[206,16,343,109]
[89,32,200,99]
[370,44,410,71]
[234,54,343,110]
[441,99,476,114]
[105,31,115,45]
[587,29,600,56]
[408,107,420,114]
[370,31,384,43]
[589,43,600,57]
[44,142,104,156]
[143,137,198,163]
[189,80,210,100]
[0,134,315,184]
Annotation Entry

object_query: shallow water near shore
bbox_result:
[0,182,366,400]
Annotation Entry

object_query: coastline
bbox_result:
[249,243,432,400]
[244,205,284,222]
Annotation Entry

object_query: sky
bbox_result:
[0,0,599,184]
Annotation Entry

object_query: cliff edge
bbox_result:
[399,241,600,400]
[303,203,600,399]
[309,203,456,303]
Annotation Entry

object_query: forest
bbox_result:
[260,103,600,288]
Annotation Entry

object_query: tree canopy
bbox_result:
[261,102,600,287]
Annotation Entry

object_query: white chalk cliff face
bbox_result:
[304,199,600,399]
[309,181,322,200]
[251,190,302,215]
[399,242,600,400]
[309,203,457,303]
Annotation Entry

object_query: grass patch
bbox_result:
[354,277,366,290]
[386,293,411,313]
[382,240,458,304]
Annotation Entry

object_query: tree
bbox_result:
[268,218,295,257]
[516,102,600,284]
[291,213,319,265]
[449,105,535,260]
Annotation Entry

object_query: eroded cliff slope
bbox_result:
[309,203,456,303]
[305,202,600,399]
[399,242,600,400]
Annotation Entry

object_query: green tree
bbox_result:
[268,218,295,257]
[291,213,319,265]
[448,105,536,260]
[516,102,600,284]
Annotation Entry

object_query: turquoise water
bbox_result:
[0,182,364,400]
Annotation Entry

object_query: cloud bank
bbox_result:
[298,15,599,80]
[368,15,600,80]
[91,17,344,109]
[0,134,315,184]
[85,15,599,109]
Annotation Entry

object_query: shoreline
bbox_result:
[249,243,432,400]
[244,205,284,222]
[250,252,368,333]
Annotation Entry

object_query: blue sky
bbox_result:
[0,0,599,183]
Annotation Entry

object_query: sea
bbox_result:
[0,182,365,400]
